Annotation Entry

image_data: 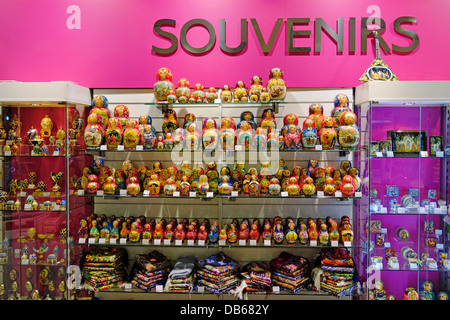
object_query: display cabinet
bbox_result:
[355,81,450,300]
[70,85,367,300]
[0,81,92,299]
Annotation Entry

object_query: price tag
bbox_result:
[120,189,127,196]
[197,286,205,293]
[43,192,50,197]
[28,184,35,189]
[315,145,322,150]
[272,286,280,294]
[281,191,288,197]
[96,190,104,196]
[53,150,60,156]
[53,205,60,211]
[6,140,12,146]
[355,192,362,198]
[98,238,106,244]
[154,239,161,245]
[250,239,257,246]
[420,207,426,214]
[390,262,399,270]
[331,241,338,247]
[436,244,444,250]
[189,191,196,197]
[219,240,226,246]
[436,151,444,158]
[109,238,117,244]
[173,191,180,197]
[317,191,324,197]
[164,239,171,245]
[100,145,107,151]
[175,240,182,246]
[142,239,149,245]
[409,263,418,270]
[206,192,213,198]
[14,249,20,258]
[4,151,11,156]
[343,241,351,247]
[264,240,271,246]
[381,228,388,234]
[420,151,428,157]
[77,189,85,196]
[19,192,26,197]
[380,207,388,213]
[386,151,394,157]
[88,238,96,244]
[136,145,143,151]
[119,238,127,244]
[124,283,132,291]
[78,238,86,244]
[143,190,150,196]
[156,285,164,293]
[374,262,383,270]
[118,145,124,151]
[24,204,31,211]
[310,240,318,246]
[235,145,242,151]
[198,240,205,246]
[188,240,195,246]
[435,229,443,235]
[384,242,391,248]
[335,191,342,197]
[231,191,239,197]
[239,239,246,246]
[397,207,405,213]
[376,152,383,157]
[21,259,29,265]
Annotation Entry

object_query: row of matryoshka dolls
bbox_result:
[80,213,353,246]
[153,67,287,103]
[81,158,361,198]
[84,93,359,151]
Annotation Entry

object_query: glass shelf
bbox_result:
[144,101,289,107]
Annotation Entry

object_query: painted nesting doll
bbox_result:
[266,67,286,100]
[237,111,257,130]
[206,87,218,103]
[105,118,123,150]
[319,117,337,150]
[234,81,248,102]
[340,175,356,197]
[259,108,276,133]
[185,122,201,150]
[218,175,233,195]
[331,93,351,129]
[337,111,360,150]
[248,75,263,102]
[237,121,253,150]
[220,85,233,103]
[162,109,179,134]
[90,95,110,128]
[301,118,317,149]
[84,113,105,150]
[123,119,141,149]
[308,103,325,133]
[175,78,192,101]
[154,67,175,103]
[202,118,219,149]
[192,83,206,103]
[219,117,236,150]
[114,105,130,129]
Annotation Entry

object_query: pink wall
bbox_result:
[0,0,449,88]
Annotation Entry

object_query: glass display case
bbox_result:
[0,81,92,299]
[355,81,450,300]
[69,86,367,300]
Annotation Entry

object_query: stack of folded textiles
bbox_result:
[317,248,356,297]
[165,256,197,293]
[82,247,127,292]
[270,251,310,293]
[196,252,240,294]
[240,261,272,294]
[129,250,171,292]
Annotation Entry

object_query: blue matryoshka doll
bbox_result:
[237,111,257,130]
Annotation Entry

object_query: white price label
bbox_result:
[381,228,388,234]
[173,191,180,197]
[88,238,96,244]
[142,239,150,245]
[436,151,444,157]
[386,151,394,157]
[343,241,351,247]
[436,244,444,250]
[164,239,171,245]
[435,229,443,235]
[317,191,324,197]
[136,145,143,151]
[154,239,161,245]
[143,190,150,196]
[197,286,205,293]
[189,191,196,197]
[235,145,242,151]
[4,151,11,156]
[390,262,400,270]
[198,240,205,246]
[78,238,86,244]
[355,192,362,198]
[19,192,26,197]
[397,207,405,213]
[22,259,29,265]
[119,238,127,244]
[335,191,342,197]
[315,145,322,150]
[273,286,280,293]
[310,240,318,246]
[264,240,271,246]
[331,241,339,247]
[376,152,383,157]
[207,192,213,198]
[281,191,288,197]
[420,151,428,157]
[175,240,182,246]
[188,240,195,246]
[24,204,31,211]
[250,239,257,246]
[100,145,107,150]
[53,150,60,156]
[96,190,104,196]
[239,239,246,246]
[410,263,418,270]
[384,242,391,248]
[156,285,164,293]
[231,191,239,197]
[109,238,117,244]
[98,238,106,244]
[124,283,132,291]
[77,189,85,196]
[118,145,124,151]
[43,192,50,197]
[120,189,127,196]
[219,240,226,246]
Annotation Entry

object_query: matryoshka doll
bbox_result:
[142,124,157,150]
[248,174,260,196]
[307,219,318,242]
[179,175,191,196]
[202,118,219,150]
[266,67,286,100]
[249,75,263,102]
[218,175,233,196]
[281,113,299,137]
[123,119,141,150]
[259,108,276,133]
[331,93,351,129]
[114,105,130,129]
[238,223,249,240]
[340,175,356,197]
[85,175,100,195]
[219,116,236,151]
[172,127,185,149]
[273,221,284,245]
[260,87,270,102]
[237,121,253,150]
[297,219,308,245]
[220,85,233,103]
[337,111,360,150]
[197,175,209,196]
[126,176,140,196]
[206,87,218,103]
[105,118,123,150]
[267,131,277,150]
[284,124,301,150]
[301,118,317,149]
[162,109,179,134]
[138,114,155,136]
[323,177,336,196]
[186,223,198,240]
[145,173,161,196]
[285,220,298,245]
[308,103,325,133]
[262,221,272,241]
[348,167,361,191]
[185,122,200,150]
[163,132,174,150]
[268,178,281,196]
[286,177,300,197]
[237,111,257,130]
[163,178,177,196]
[319,117,337,150]
[84,113,105,150]
[154,67,175,103]
[175,224,186,241]
[103,176,118,195]
[176,78,192,102]
[233,81,248,102]
[183,113,196,129]
[302,176,316,196]
[192,83,206,103]
[90,95,110,128]
[318,222,329,245]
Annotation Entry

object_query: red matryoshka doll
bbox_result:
[323,177,336,196]
[237,121,253,150]
[192,83,206,103]
[174,224,186,241]
[114,104,129,129]
[301,118,317,149]
[239,223,249,240]
[268,177,281,196]
[259,108,276,133]
[186,223,197,240]
[85,175,100,194]
[179,175,191,196]
[291,166,302,181]
[144,173,160,196]
[337,111,360,150]
[307,104,325,133]
[302,176,316,196]
[262,221,272,241]
[332,170,342,190]
[197,225,208,241]
[248,174,260,196]
[313,167,326,191]
[340,175,356,197]
[142,223,153,241]
[234,80,248,102]
[154,67,175,103]
[202,118,219,149]
[123,119,141,150]
[206,87,218,103]
[105,118,123,150]
[90,95,110,128]
[219,116,236,150]
[220,85,233,103]
[103,176,118,195]
[185,122,200,150]
[162,109,179,134]
[126,176,140,196]
[319,116,337,150]
[307,219,319,242]
[331,93,350,129]
[324,165,335,178]
[249,222,260,241]
[176,78,192,102]
[227,224,237,244]
[249,75,263,102]
[84,113,105,150]
[266,67,286,100]
[286,176,300,197]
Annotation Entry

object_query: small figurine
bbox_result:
[237,121,253,150]
[176,78,192,101]
[126,176,140,196]
[308,104,325,133]
[206,87,218,103]
[319,117,337,150]
[218,175,233,195]
[192,83,206,103]
[286,177,300,197]
[219,117,236,150]
[301,118,317,149]
[163,132,174,150]
[234,80,248,102]
[202,118,219,149]
[285,221,298,244]
[163,178,177,196]
[238,223,249,240]
[85,175,100,194]
[237,111,257,130]
[103,176,118,195]
[162,109,179,134]
[185,122,201,150]
[89,220,100,240]
[105,118,123,150]
[40,114,53,137]
[273,223,284,245]
[220,85,233,103]
[248,75,263,102]
[142,123,157,150]
[249,222,260,241]
[114,105,130,128]
[266,67,286,100]
[154,67,175,103]
[323,177,336,196]
[208,224,219,245]
[318,223,329,245]
[84,113,105,150]
[337,111,360,150]
[331,93,351,129]
[340,175,356,197]
[123,120,141,149]
[259,108,276,133]
[227,224,238,244]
